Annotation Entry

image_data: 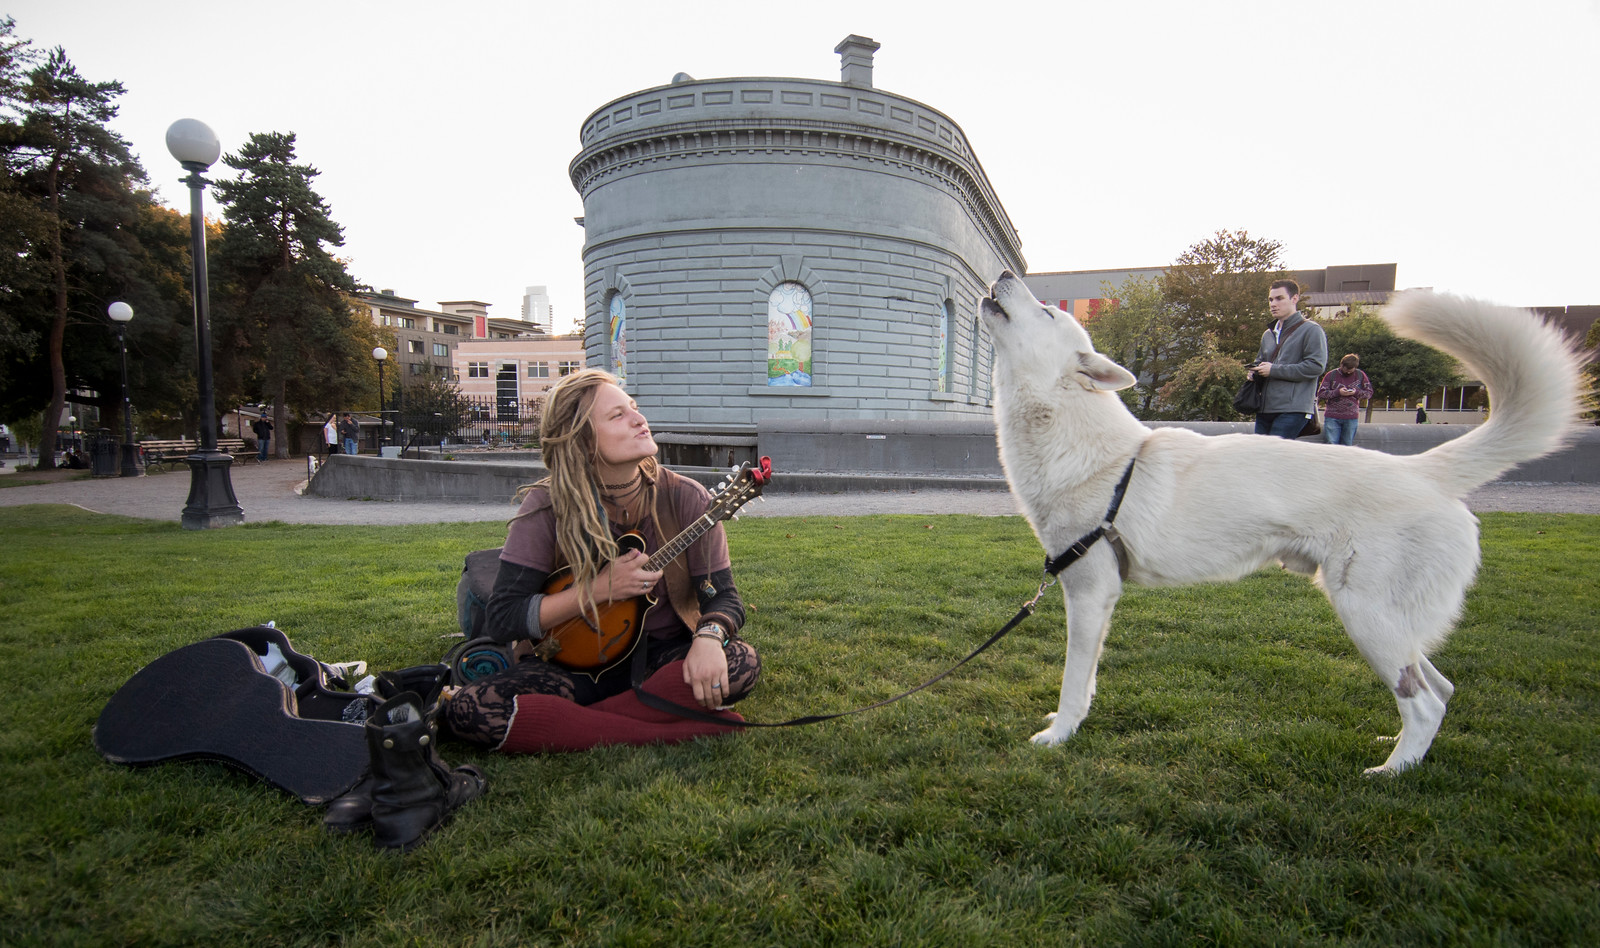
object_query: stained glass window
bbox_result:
[766,282,812,387]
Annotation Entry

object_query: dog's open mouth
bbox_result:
[982,271,1020,320]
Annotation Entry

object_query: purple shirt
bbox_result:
[1316,368,1373,420]
[501,474,731,638]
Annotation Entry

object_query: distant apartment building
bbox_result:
[454,335,585,403]
[355,289,561,384]
[521,286,554,334]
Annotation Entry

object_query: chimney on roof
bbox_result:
[835,34,881,88]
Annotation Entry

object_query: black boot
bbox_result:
[322,667,460,835]
[322,772,374,834]
[365,690,486,851]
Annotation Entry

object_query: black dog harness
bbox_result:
[1043,456,1137,582]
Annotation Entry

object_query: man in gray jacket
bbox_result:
[1247,279,1328,438]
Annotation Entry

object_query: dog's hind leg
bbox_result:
[1322,536,1470,773]
[1031,558,1122,747]
[1366,662,1449,775]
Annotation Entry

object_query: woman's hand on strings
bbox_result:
[599,549,661,602]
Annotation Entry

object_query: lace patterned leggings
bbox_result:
[444,636,760,745]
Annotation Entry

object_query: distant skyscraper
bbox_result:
[521,285,553,333]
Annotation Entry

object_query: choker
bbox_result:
[601,470,642,491]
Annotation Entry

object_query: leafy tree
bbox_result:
[1321,305,1462,418]
[0,193,196,442]
[0,39,153,468]
[1162,229,1291,361]
[0,17,45,360]
[390,369,472,452]
[93,202,200,434]
[1083,275,1180,417]
[1157,334,1250,421]
[4,408,42,454]
[210,131,377,457]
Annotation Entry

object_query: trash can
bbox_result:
[89,428,120,477]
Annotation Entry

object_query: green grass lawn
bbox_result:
[1,504,1595,947]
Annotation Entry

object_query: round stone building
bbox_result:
[569,36,1025,473]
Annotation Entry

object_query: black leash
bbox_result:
[632,457,1140,728]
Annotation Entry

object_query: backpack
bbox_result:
[455,547,504,639]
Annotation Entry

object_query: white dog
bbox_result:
[978,271,1586,773]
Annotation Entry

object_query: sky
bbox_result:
[11,0,1600,331]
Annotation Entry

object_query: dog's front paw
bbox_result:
[1029,717,1079,746]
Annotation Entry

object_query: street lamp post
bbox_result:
[106,302,139,477]
[167,118,243,529]
[373,347,388,451]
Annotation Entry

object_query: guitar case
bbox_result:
[93,626,370,805]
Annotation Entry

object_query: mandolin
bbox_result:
[531,457,773,677]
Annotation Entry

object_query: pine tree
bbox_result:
[0,17,46,364]
[0,37,152,468]
[210,131,376,457]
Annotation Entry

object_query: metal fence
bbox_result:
[388,394,543,452]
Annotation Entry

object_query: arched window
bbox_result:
[766,282,813,387]
[607,292,627,388]
[969,316,985,400]
[936,299,953,393]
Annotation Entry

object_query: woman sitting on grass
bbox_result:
[444,369,759,751]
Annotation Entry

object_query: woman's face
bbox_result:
[588,383,656,468]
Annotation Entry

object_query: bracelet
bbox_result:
[694,624,728,647]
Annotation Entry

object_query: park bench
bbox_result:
[140,438,249,472]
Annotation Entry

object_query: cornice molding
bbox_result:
[570,117,1024,270]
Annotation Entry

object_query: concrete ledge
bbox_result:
[309,423,1600,505]
[307,455,547,504]
[757,417,1001,478]
[763,421,1600,484]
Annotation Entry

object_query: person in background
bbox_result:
[1316,353,1373,446]
[323,414,339,457]
[339,413,360,456]
[1247,280,1329,438]
[1416,403,1429,424]
[251,413,272,462]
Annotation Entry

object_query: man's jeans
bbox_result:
[1254,412,1310,439]
[1323,417,1358,446]
[344,438,358,455]
[257,440,269,461]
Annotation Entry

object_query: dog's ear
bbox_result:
[1076,351,1137,391]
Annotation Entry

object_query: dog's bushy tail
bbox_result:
[1384,290,1589,496]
